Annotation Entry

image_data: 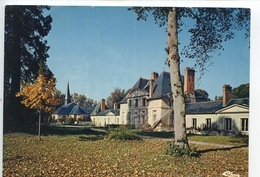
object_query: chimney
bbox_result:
[184,67,195,96]
[114,102,118,110]
[149,72,158,97]
[101,99,106,111]
[223,84,232,106]
[151,72,158,81]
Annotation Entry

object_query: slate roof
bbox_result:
[54,102,91,115]
[186,98,250,114]
[54,102,77,115]
[186,101,223,114]
[91,101,109,116]
[150,71,171,99]
[119,78,149,104]
[97,109,120,116]
[225,98,249,107]
[132,77,149,90]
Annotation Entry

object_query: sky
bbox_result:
[46,6,250,102]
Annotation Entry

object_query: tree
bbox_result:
[195,89,210,102]
[130,7,250,149]
[53,89,65,106]
[214,95,223,101]
[4,6,52,125]
[106,87,126,109]
[72,93,87,105]
[84,98,98,110]
[16,71,60,140]
[232,83,249,99]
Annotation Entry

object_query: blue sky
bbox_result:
[46,6,250,101]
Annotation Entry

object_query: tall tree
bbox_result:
[106,87,126,109]
[72,93,87,106]
[16,70,60,140]
[232,83,249,99]
[4,6,52,124]
[130,7,250,149]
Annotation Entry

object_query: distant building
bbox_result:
[90,99,120,127]
[52,82,92,124]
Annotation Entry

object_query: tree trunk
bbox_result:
[167,8,189,149]
[38,111,41,140]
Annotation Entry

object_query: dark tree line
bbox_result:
[4,6,52,127]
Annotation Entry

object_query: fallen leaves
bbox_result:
[3,133,248,176]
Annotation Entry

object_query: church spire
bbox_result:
[65,81,71,105]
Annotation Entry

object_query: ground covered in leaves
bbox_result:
[3,131,248,177]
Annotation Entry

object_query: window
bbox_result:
[153,110,157,122]
[135,99,138,107]
[241,118,248,131]
[142,98,146,107]
[192,118,197,129]
[224,118,232,131]
[206,118,211,129]
[129,100,132,107]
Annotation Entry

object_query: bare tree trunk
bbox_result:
[38,111,41,141]
[167,8,189,149]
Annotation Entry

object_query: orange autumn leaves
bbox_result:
[16,74,60,113]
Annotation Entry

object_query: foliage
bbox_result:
[64,117,75,125]
[3,133,248,176]
[53,90,65,106]
[195,89,210,101]
[106,128,143,141]
[16,73,60,113]
[82,97,97,109]
[4,6,52,123]
[16,73,60,140]
[72,93,86,105]
[106,87,126,109]
[214,95,223,101]
[129,7,250,75]
[232,83,249,99]
[165,141,199,157]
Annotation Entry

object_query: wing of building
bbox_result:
[90,68,249,135]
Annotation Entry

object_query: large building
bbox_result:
[90,68,249,135]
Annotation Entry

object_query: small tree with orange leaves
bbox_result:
[16,73,60,140]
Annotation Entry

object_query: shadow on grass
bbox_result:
[78,135,104,141]
[198,144,248,155]
[4,123,107,137]
[136,131,174,139]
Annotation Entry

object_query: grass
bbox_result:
[137,130,248,146]
[3,126,248,176]
[188,134,249,146]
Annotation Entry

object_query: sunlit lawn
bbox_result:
[3,127,248,177]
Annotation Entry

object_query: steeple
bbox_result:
[65,81,71,105]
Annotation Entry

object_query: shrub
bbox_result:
[165,141,199,157]
[106,128,143,141]
[65,117,75,124]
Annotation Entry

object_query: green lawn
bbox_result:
[3,126,248,176]
[137,130,248,146]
